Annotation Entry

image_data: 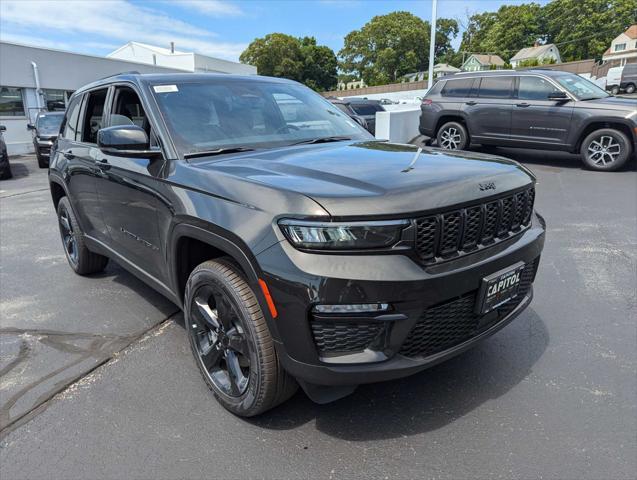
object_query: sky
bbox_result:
[0,0,551,62]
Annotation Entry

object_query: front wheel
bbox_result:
[610,85,620,95]
[185,259,297,416]
[37,153,48,168]
[436,121,469,150]
[580,129,632,171]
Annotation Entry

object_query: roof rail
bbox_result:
[96,71,141,81]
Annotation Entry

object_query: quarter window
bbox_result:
[0,86,26,117]
[517,76,560,100]
[441,78,474,97]
[477,77,514,99]
[81,89,108,144]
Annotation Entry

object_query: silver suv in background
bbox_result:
[419,70,637,171]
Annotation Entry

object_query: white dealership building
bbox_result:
[0,41,256,155]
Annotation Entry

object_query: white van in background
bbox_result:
[606,64,637,94]
[606,66,624,94]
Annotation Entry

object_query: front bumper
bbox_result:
[256,212,545,386]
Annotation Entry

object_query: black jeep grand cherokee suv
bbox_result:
[50,73,545,416]
[420,70,637,171]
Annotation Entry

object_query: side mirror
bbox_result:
[351,115,368,131]
[0,125,6,132]
[97,125,161,158]
[548,91,569,101]
[27,123,36,130]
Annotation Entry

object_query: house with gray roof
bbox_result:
[461,54,506,72]
[510,43,561,68]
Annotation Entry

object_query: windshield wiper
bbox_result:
[183,147,254,160]
[289,136,352,146]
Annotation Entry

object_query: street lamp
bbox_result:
[427,0,438,91]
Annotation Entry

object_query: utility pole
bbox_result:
[427,0,438,90]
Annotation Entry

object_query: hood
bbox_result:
[195,141,534,217]
[36,129,59,139]
[575,96,637,112]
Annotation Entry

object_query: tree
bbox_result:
[338,11,458,86]
[543,0,636,61]
[299,37,338,91]
[240,34,337,91]
[457,4,545,62]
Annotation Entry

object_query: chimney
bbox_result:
[170,42,175,54]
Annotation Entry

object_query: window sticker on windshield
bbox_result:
[153,85,179,93]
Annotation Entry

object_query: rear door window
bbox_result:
[81,88,108,144]
[441,78,475,97]
[478,77,514,99]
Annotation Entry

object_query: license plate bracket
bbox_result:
[476,262,525,315]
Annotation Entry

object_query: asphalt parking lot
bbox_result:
[1,150,636,479]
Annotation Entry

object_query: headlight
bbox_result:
[278,219,408,250]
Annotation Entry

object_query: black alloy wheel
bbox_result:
[190,283,251,397]
[56,197,109,274]
[185,259,298,416]
[58,203,79,268]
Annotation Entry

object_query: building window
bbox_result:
[615,43,626,52]
[0,86,26,117]
[43,89,66,111]
[42,89,75,111]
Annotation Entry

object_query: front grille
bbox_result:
[399,259,538,359]
[414,187,535,265]
[311,321,384,355]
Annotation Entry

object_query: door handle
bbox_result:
[516,102,531,108]
[465,101,477,106]
[63,150,75,160]
[95,158,111,171]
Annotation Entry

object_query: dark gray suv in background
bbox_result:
[419,70,637,171]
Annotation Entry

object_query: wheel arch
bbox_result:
[434,114,470,139]
[575,120,635,153]
[49,176,68,210]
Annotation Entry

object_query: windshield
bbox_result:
[36,114,64,133]
[554,74,609,100]
[152,80,372,156]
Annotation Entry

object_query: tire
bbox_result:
[56,197,109,274]
[625,84,636,94]
[436,121,469,150]
[185,259,297,416]
[580,128,632,171]
[610,85,620,95]
[37,153,48,169]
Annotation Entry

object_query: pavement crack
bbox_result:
[0,187,50,199]
[0,313,179,438]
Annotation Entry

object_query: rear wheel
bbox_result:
[56,197,109,274]
[436,121,468,150]
[625,84,635,94]
[185,259,297,416]
[580,128,632,171]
